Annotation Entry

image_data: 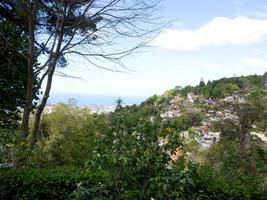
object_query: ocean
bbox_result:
[48,93,147,106]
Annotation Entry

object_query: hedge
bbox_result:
[0,167,266,200]
[0,167,91,200]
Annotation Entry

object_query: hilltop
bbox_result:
[143,73,267,107]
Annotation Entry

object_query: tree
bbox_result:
[206,92,267,185]
[26,104,109,167]
[67,97,78,107]
[1,0,162,145]
[114,97,123,111]
[199,77,205,88]
[214,93,267,151]
[263,72,267,90]
[0,21,39,128]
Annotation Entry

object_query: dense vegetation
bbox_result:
[1,0,267,199]
[0,21,40,129]
[1,83,267,199]
[179,74,265,99]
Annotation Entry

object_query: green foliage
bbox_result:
[142,94,158,106]
[167,110,202,132]
[178,74,264,99]
[25,104,109,167]
[179,85,196,97]
[1,102,267,199]
[114,97,123,111]
[0,128,20,163]
[0,167,91,200]
[202,95,267,192]
[111,104,160,131]
[199,78,206,88]
[1,83,266,199]
[0,21,27,128]
[0,21,40,128]
[74,107,184,199]
[185,139,200,152]
[0,128,20,146]
[142,89,177,107]
[70,105,267,199]
[1,165,266,200]
[197,165,267,200]
[204,140,265,186]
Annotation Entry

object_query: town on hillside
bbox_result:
[144,73,267,159]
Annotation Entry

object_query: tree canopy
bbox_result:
[0,21,40,128]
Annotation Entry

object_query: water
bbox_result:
[48,93,147,106]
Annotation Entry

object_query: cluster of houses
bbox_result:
[207,109,239,122]
[160,110,181,119]
[192,125,220,147]
[187,92,199,103]
[158,91,265,148]
[181,123,220,148]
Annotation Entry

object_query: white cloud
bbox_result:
[241,57,267,69]
[152,16,267,50]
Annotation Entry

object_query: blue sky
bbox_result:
[50,0,267,102]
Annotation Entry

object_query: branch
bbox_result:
[36,32,54,56]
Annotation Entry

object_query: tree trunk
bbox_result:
[30,4,67,146]
[30,35,64,146]
[21,9,35,139]
[14,2,39,168]
[30,66,55,146]
[240,128,251,151]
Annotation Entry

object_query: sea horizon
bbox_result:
[47,93,148,106]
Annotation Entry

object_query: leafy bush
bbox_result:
[1,166,266,200]
[71,112,267,200]
[0,167,91,200]
[0,128,20,163]
[25,104,109,167]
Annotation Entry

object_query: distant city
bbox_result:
[43,93,147,114]
[48,93,147,106]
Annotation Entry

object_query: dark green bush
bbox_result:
[0,166,266,200]
[0,167,91,200]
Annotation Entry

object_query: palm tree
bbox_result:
[115,97,123,111]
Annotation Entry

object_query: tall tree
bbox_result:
[0,21,39,128]
[199,77,205,88]
[1,0,162,145]
[263,72,267,90]
[215,91,267,152]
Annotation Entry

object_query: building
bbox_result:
[187,92,196,103]
[160,110,181,119]
[169,95,184,104]
[43,105,55,114]
[175,86,183,91]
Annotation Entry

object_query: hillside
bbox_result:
[143,73,267,108]
[178,74,265,99]
[141,73,267,149]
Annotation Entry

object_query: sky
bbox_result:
[49,0,267,104]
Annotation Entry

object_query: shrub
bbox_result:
[24,104,109,167]
[0,167,91,200]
